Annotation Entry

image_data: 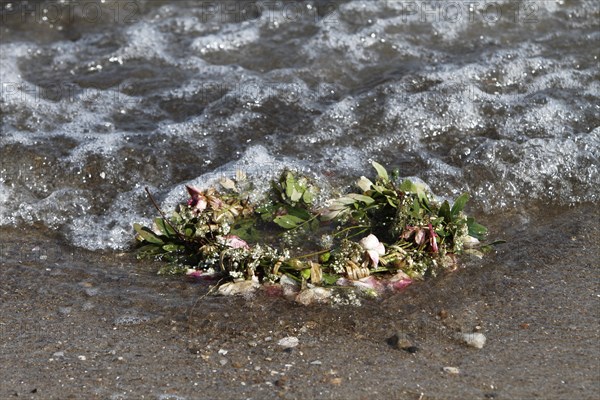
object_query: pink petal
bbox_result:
[387,271,413,291]
[367,249,380,267]
[185,185,202,197]
[335,277,352,286]
[415,229,425,245]
[354,276,385,293]
[428,223,438,253]
[389,278,413,291]
[359,234,380,251]
[196,197,208,212]
[224,235,249,249]
[186,269,219,281]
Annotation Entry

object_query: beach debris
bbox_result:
[459,332,487,349]
[277,336,299,348]
[135,162,500,304]
[386,332,418,353]
[443,366,460,374]
[295,287,332,305]
[217,277,260,296]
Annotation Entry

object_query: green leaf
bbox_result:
[134,223,164,244]
[467,217,488,239]
[409,197,421,218]
[419,196,432,212]
[372,161,389,181]
[356,176,373,192]
[386,195,398,208]
[287,207,311,221]
[451,193,469,217]
[285,172,296,198]
[336,196,359,205]
[162,244,184,252]
[136,244,164,258]
[290,187,303,202]
[373,184,387,193]
[320,208,345,221]
[438,201,451,223]
[321,273,339,285]
[319,252,331,263]
[274,214,306,229]
[300,268,311,279]
[302,190,314,204]
[347,193,375,204]
[154,217,176,237]
[431,216,445,225]
[400,179,428,201]
[230,218,261,242]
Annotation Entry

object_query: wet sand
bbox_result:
[1,204,598,399]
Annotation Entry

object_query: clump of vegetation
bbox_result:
[134,162,499,299]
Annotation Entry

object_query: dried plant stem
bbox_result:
[144,187,186,243]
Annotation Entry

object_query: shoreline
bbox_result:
[1,204,598,399]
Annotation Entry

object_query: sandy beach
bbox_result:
[1,203,598,399]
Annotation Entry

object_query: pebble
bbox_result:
[459,332,486,349]
[217,279,259,296]
[443,366,460,374]
[84,287,99,297]
[58,306,72,315]
[277,336,299,348]
[386,332,418,353]
[295,287,331,305]
[280,275,300,299]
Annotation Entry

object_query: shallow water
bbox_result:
[1,0,598,250]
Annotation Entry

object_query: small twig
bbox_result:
[187,278,223,337]
[333,225,370,239]
[295,249,330,259]
[144,187,186,242]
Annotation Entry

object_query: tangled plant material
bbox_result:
[134,162,499,303]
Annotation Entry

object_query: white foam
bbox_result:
[0,0,597,250]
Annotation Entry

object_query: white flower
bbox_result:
[359,234,386,267]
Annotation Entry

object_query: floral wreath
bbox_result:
[134,162,498,304]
